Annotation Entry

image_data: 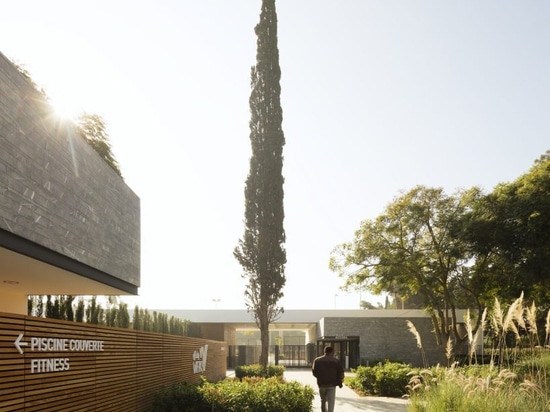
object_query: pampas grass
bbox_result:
[408,293,550,412]
[467,308,487,366]
[490,292,526,369]
[407,320,428,368]
[445,337,454,367]
[525,301,539,348]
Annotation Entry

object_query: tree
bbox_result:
[359,300,380,310]
[75,113,122,178]
[62,295,75,321]
[75,298,85,322]
[116,302,130,328]
[85,296,103,325]
[330,186,489,351]
[466,154,550,304]
[45,295,55,318]
[234,0,287,368]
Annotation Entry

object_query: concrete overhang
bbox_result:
[0,230,137,296]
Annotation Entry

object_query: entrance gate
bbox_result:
[316,336,360,370]
[227,344,316,368]
[274,344,313,367]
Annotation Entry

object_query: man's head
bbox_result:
[323,346,333,355]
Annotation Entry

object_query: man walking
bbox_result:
[312,346,345,412]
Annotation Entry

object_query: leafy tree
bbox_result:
[75,298,85,322]
[27,296,194,336]
[465,154,550,304]
[234,0,287,368]
[392,292,425,309]
[27,296,34,316]
[330,186,489,350]
[62,295,75,321]
[36,295,44,317]
[133,307,153,332]
[105,296,121,327]
[86,296,103,325]
[184,321,202,338]
[116,302,130,328]
[75,113,122,177]
[359,300,381,310]
[132,305,142,330]
[45,295,54,318]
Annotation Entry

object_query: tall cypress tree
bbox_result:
[234,0,286,368]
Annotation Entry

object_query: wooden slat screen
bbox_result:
[0,312,226,411]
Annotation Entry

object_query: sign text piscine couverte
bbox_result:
[14,333,105,374]
[14,333,208,375]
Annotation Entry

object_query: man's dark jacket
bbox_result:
[312,354,345,387]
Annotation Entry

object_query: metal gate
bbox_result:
[227,344,315,368]
[274,344,313,368]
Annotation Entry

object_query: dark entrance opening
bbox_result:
[316,336,360,370]
[227,345,312,368]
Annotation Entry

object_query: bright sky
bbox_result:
[2,1,549,310]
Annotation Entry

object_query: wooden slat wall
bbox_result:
[0,312,226,412]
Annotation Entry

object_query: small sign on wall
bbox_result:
[193,344,208,373]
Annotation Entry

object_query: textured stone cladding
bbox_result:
[324,317,446,367]
[0,52,140,286]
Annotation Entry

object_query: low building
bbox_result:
[161,309,451,368]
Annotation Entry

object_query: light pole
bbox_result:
[334,293,338,309]
[212,298,220,309]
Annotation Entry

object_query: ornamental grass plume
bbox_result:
[525,301,539,347]
[545,309,550,347]
[445,337,454,367]
[468,308,487,365]
[491,293,525,369]
[407,320,427,368]
[465,309,474,365]
[503,292,524,342]
[465,309,473,349]
[407,320,423,349]
[491,297,504,336]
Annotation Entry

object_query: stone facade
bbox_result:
[320,316,446,366]
[169,309,451,368]
[0,51,140,289]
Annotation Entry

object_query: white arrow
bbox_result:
[14,333,28,354]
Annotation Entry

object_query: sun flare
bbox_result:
[49,94,83,121]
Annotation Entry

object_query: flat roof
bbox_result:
[157,309,432,324]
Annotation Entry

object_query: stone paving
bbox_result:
[283,369,410,412]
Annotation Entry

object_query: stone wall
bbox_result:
[322,316,446,367]
[0,51,140,288]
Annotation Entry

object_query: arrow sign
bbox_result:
[14,333,28,354]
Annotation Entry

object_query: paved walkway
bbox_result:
[283,369,410,412]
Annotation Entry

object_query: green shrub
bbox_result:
[375,362,414,397]
[348,361,413,397]
[347,365,377,394]
[150,381,210,412]
[200,376,313,412]
[200,379,252,411]
[514,350,550,390]
[234,364,285,380]
[151,375,313,412]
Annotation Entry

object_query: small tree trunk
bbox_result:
[259,314,270,368]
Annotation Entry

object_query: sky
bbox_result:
[1,1,549,311]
